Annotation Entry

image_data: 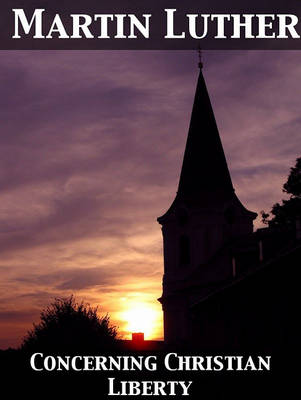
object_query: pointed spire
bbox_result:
[177,66,234,204]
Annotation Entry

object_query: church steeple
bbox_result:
[177,66,234,202]
[158,63,256,224]
[157,61,257,346]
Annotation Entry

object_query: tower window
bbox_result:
[176,207,189,226]
[224,206,235,224]
[179,235,190,265]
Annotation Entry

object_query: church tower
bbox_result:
[157,63,257,345]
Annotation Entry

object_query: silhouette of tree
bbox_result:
[261,157,301,229]
[21,295,117,353]
[283,157,301,197]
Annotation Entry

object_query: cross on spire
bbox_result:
[197,46,203,69]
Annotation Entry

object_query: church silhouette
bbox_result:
[157,63,300,351]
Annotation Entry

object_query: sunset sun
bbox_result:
[122,306,158,339]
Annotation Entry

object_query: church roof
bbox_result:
[190,241,301,310]
[177,66,234,200]
[158,66,242,223]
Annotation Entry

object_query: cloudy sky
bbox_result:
[0,50,300,348]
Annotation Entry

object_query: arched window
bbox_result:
[224,206,235,225]
[176,207,189,226]
[179,235,190,265]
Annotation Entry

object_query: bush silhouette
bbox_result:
[21,295,117,353]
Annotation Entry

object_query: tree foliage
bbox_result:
[21,295,117,353]
[261,157,301,229]
[283,157,301,197]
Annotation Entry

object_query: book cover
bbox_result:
[0,1,299,398]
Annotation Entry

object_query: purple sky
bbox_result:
[0,50,300,348]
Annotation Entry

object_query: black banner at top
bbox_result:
[0,0,301,50]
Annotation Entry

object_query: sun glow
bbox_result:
[122,306,158,339]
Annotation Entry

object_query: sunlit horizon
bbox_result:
[120,304,161,340]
